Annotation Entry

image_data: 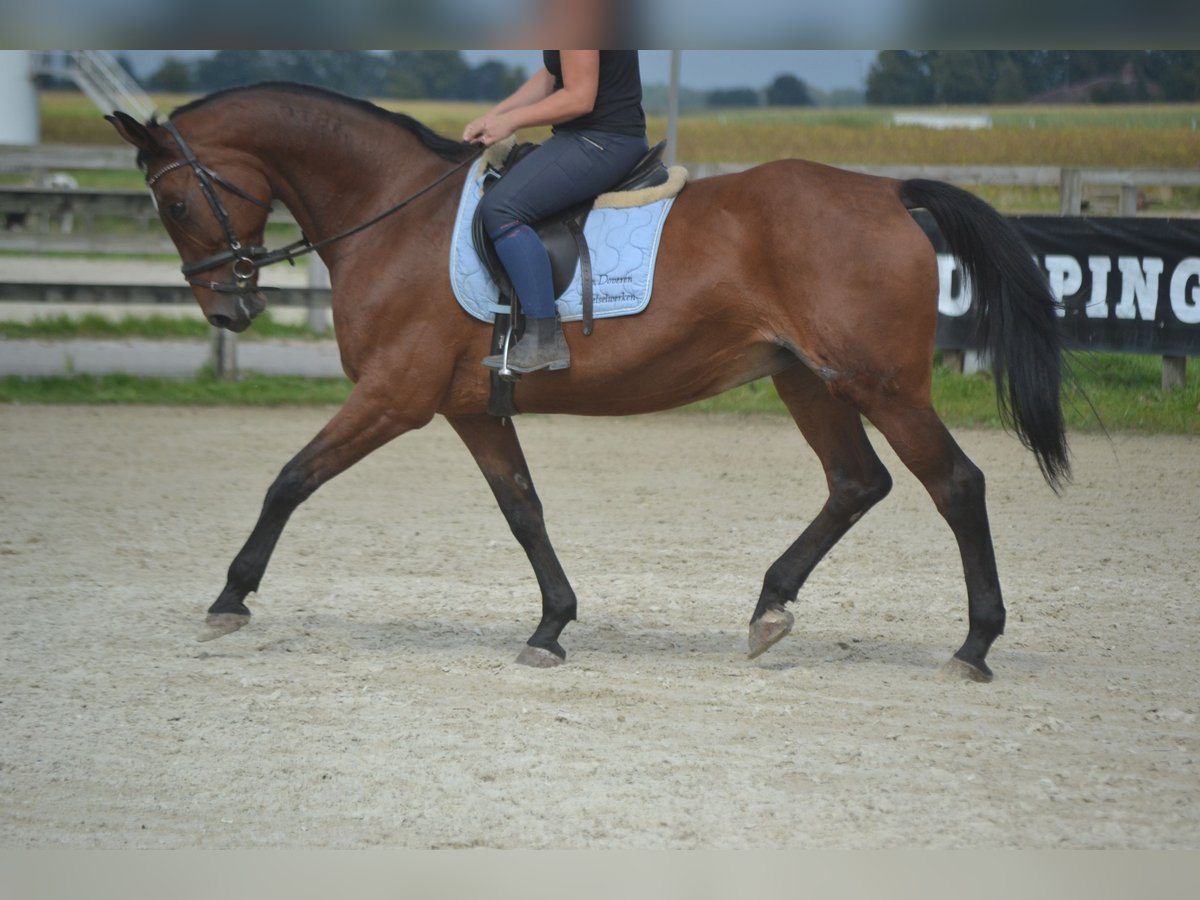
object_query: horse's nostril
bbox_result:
[207,314,233,330]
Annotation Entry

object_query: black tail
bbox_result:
[900,178,1070,491]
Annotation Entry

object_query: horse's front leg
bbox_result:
[447,414,577,667]
[200,383,427,640]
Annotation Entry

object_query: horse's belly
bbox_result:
[514,341,796,417]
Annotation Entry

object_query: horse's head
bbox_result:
[107,111,274,333]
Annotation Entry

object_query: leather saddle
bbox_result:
[471,139,670,337]
[471,139,669,417]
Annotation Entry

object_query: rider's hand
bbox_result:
[463,113,515,147]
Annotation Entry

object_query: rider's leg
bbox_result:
[479,130,648,373]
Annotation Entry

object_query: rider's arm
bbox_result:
[485,67,558,117]
[503,52,599,128]
[463,51,600,145]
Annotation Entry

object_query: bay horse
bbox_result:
[107,82,1069,682]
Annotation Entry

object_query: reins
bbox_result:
[148,119,483,293]
[256,149,482,268]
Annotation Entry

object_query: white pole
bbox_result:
[0,51,40,145]
[666,50,681,167]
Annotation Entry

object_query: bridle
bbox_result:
[147,120,274,293]
[146,119,482,294]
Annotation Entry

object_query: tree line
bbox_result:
[137,51,823,110]
[51,50,1200,108]
[139,51,529,102]
[866,51,1200,104]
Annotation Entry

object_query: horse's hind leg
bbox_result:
[447,414,577,667]
[749,365,893,658]
[862,402,1003,682]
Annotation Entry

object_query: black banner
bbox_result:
[923,213,1200,356]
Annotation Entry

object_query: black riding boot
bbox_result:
[482,316,571,373]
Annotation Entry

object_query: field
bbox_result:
[40,91,1200,165]
[32,92,1200,214]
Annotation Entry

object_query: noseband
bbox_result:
[145,119,483,295]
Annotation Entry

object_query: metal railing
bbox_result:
[31,51,156,121]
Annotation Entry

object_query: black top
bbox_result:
[543,50,646,137]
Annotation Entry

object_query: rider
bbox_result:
[465,50,649,373]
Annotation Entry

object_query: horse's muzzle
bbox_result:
[207,291,266,332]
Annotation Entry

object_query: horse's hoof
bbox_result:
[197,612,250,643]
[748,604,794,659]
[941,656,994,683]
[516,645,564,668]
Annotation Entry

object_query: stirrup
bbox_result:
[487,317,570,374]
[481,309,518,378]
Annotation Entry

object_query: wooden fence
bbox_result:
[2,145,1197,386]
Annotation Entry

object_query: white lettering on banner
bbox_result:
[1114,256,1164,321]
[937,252,1200,328]
[1086,257,1113,319]
[936,254,971,317]
[1170,258,1200,325]
[1044,255,1082,318]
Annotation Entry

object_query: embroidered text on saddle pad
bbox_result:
[449,160,680,324]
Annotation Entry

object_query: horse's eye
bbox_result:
[168,201,187,219]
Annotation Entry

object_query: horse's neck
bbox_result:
[214,105,448,263]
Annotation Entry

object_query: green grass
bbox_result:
[2,351,1195,433]
[0,312,324,341]
[684,352,1199,434]
[0,248,178,262]
[0,371,352,406]
[0,169,145,190]
[1060,352,1200,432]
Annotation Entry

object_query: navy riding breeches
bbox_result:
[479,129,649,318]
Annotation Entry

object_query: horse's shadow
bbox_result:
[194,606,956,676]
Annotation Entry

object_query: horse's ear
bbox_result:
[105,111,158,152]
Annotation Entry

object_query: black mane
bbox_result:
[166,81,478,163]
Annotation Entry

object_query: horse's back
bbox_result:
[663,157,939,328]
[502,158,942,418]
